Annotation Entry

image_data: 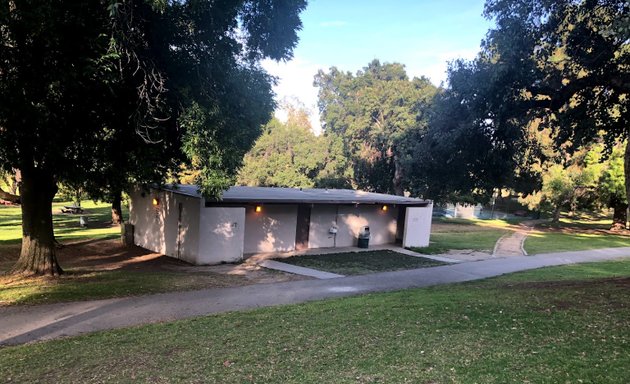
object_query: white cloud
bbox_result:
[262,57,324,134]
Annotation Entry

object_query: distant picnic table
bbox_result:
[61,205,84,214]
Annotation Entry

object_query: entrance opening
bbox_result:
[295,204,312,250]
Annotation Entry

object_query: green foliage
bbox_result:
[598,144,627,207]
[406,59,532,202]
[237,108,351,188]
[409,0,629,204]
[56,184,87,207]
[100,0,307,199]
[0,1,306,272]
[315,60,437,194]
[518,142,627,220]
[0,1,307,197]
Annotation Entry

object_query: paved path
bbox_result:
[1,247,629,346]
[258,260,344,279]
[493,220,545,257]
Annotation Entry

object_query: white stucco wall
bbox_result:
[243,204,298,254]
[129,188,164,254]
[308,204,398,249]
[446,203,482,219]
[198,207,245,264]
[129,188,202,264]
[308,205,337,248]
[402,205,433,248]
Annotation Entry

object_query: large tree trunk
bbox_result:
[111,191,123,225]
[11,169,62,276]
[552,205,561,224]
[624,139,630,229]
[9,169,21,195]
[392,153,404,196]
[611,200,627,230]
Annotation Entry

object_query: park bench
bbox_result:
[61,205,84,214]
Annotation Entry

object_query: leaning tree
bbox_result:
[408,0,628,218]
[479,0,629,221]
[0,0,306,275]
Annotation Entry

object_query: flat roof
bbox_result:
[160,184,430,206]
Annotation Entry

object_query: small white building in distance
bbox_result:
[129,185,433,265]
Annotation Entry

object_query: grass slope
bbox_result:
[0,201,124,244]
[1,260,628,383]
[525,217,630,254]
[413,218,509,254]
[417,231,507,254]
[0,270,245,306]
[525,231,630,255]
[276,250,446,275]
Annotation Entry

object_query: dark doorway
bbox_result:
[295,204,312,250]
[176,202,183,258]
[396,206,406,243]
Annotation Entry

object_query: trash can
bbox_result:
[121,223,134,246]
[358,226,370,248]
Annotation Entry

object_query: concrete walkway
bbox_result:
[256,246,462,279]
[1,247,629,346]
[493,220,544,257]
[257,260,344,279]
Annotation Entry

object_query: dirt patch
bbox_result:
[0,239,306,285]
[439,249,494,261]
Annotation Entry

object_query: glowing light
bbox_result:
[255,205,262,213]
[152,198,159,206]
[382,205,388,211]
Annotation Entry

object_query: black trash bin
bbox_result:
[358,226,370,248]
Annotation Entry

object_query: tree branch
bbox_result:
[0,188,20,204]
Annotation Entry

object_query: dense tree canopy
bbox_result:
[237,107,351,188]
[408,0,628,211]
[315,60,437,195]
[0,0,306,275]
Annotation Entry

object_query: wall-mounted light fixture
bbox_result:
[381,205,388,211]
[152,197,160,206]
[255,205,262,213]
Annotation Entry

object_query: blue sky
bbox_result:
[262,0,494,131]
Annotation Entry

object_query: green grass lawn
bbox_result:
[414,231,508,254]
[413,218,510,254]
[0,200,125,244]
[523,215,630,254]
[525,231,630,254]
[0,201,250,306]
[1,259,628,383]
[412,218,511,255]
[275,250,446,275]
[433,216,526,227]
[0,270,247,306]
[537,216,613,231]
